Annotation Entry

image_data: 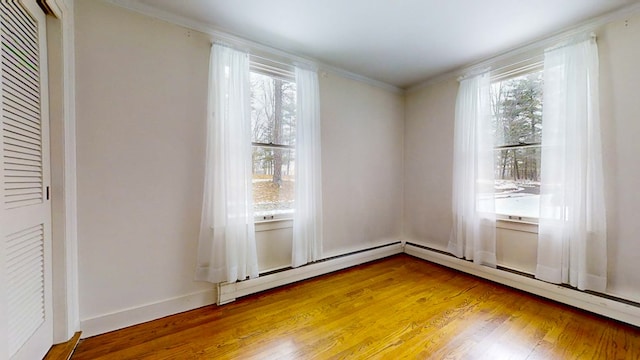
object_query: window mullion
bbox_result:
[251,142,295,150]
[494,142,541,150]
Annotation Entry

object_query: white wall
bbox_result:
[404,12,640,303]
[598,13,640,302]
[320,74,404,257]
[403,79,457,251]
[75,0,212,326]
[255,220,293,272]
[75,0,404,333]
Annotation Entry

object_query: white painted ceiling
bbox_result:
[133,0,634,88]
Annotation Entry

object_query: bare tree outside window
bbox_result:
[491,70,543,219]
[250,72,297,218]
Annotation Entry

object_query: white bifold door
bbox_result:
[0,0,52,359]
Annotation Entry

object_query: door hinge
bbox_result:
[46,186,50,200]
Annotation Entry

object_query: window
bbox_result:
[491,67,543,220]
[250,63,297,220]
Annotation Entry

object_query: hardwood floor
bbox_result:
[72,255,640,359]
[45,332,81,360]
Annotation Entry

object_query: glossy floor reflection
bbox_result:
[72,255,640,359]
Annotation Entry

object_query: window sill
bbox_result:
[255,217,293,232]
[496,218,538,234]
[255,214,293,223]
[254,211,294,223]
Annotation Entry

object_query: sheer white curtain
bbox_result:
[448,71,497,267]
[536,35,607,292]
[196,44,259,284]
[292,66,323,267]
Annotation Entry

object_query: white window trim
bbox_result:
[250,56,297,223]
[250,54,295,81]
[255,211,294,222]
[255,217,293,231]
[491,57,544,225]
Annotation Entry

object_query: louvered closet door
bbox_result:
[0,1,52,359]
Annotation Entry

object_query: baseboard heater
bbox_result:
[404,242,640,328]
[217,241,404,305]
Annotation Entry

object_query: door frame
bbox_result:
[40,0,79,344]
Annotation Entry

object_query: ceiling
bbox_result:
[133,0,635,89]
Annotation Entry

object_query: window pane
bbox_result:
[491,71,543,147]
[250,72,297,146]
[494,146,540,218]
[491,69,543,219]
[252,146,295,217]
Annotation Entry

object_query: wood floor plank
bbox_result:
[44,332,81,360]
[72,255,640,359]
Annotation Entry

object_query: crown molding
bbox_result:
[407,2,640,93]
[104,0,403,94]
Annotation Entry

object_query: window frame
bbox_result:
[490,57,544,224]
[249,56,297,222]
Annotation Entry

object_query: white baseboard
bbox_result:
[80,289,216,338]
[218,242,404,305]
[80,241,637,338]
[404,243,640,328]
[79,242,403,338]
